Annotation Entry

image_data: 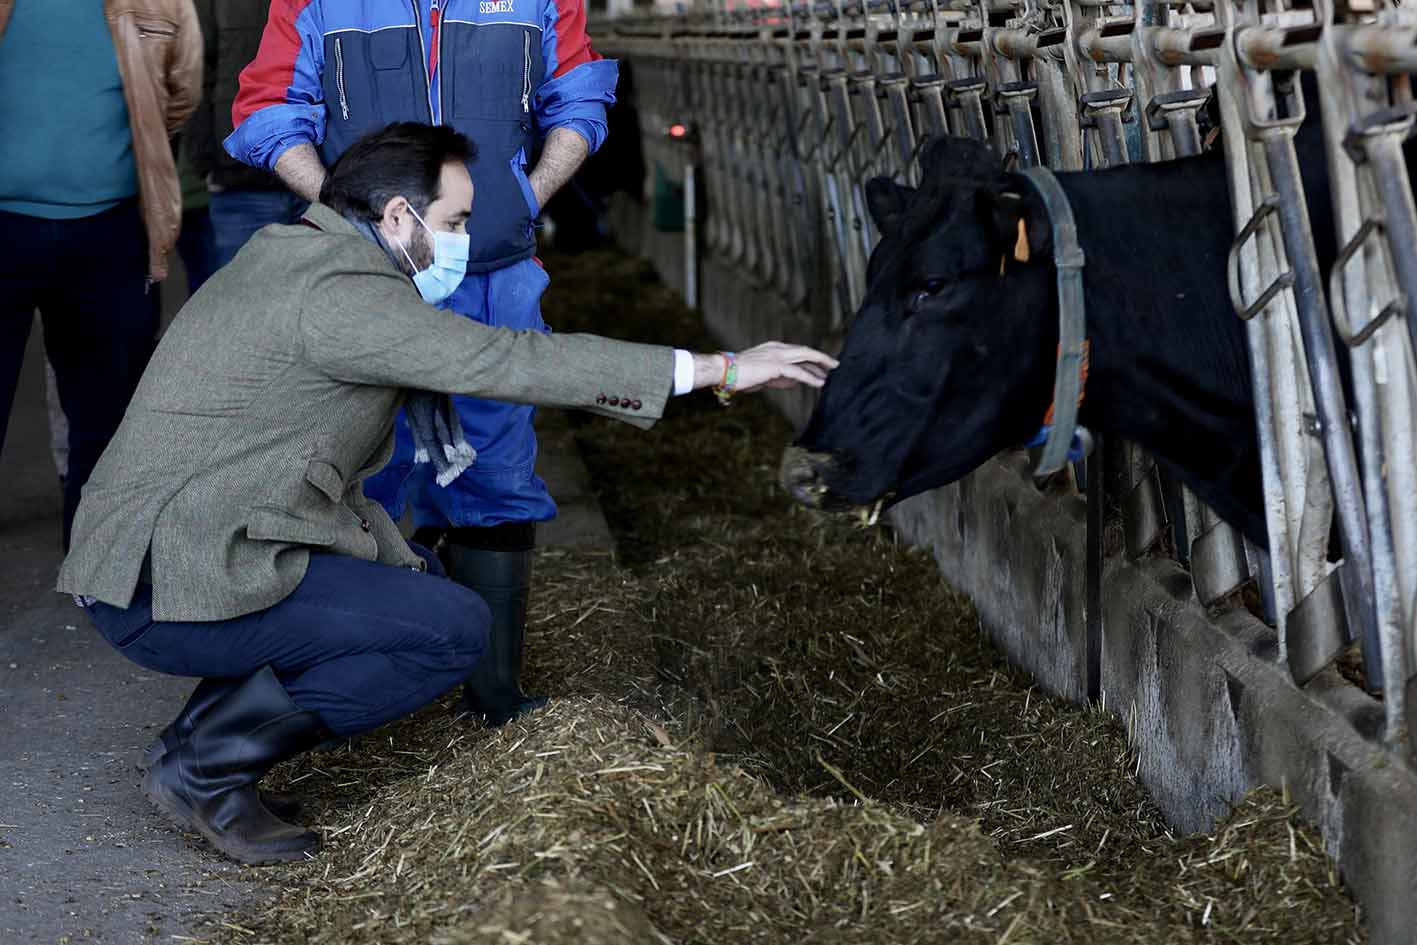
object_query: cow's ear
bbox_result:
[865,177,911,234]
[981,189,1053,265]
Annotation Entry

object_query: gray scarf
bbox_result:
[349,216,476,487]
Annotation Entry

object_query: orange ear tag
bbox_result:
[1013,217,1031,263]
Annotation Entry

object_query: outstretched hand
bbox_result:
[692,343,839,396]
[736,342,838,392]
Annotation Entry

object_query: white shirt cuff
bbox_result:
[672,349,694,396]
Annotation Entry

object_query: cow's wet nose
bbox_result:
[780,446,836,508]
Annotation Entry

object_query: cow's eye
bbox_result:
[906,280,948,314]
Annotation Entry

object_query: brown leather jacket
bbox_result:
[0,0,202,281]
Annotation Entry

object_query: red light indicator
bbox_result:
[669,123,687,138]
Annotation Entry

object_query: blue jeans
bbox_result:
[176,206,219,296]
[364,257,557,529]
[209,189,308,269]
[83,547,489,736]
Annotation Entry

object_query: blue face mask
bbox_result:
[394,205,469,305]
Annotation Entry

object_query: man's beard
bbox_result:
[404,225,435,274]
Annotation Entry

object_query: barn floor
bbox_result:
[194,249,1365,944]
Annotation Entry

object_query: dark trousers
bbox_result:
[0,200,159,547]
[175,206,219,296]
[83,547,490,737]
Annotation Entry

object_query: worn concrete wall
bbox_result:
[608,194,1417,945]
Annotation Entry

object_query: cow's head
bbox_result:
[783,136,1062,514]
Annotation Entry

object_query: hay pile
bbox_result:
[206,249,1363,944]
[221,696,1356,945]
[255,697,1012,945]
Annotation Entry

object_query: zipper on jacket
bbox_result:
[135,20,176,39]
[334,37,349,120]
[521,31,531,114]
[434,0,447,121]
[409,1,436,121]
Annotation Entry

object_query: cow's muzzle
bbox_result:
[780,445,836,508]
[780,446,889,525]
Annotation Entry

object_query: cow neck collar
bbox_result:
[1008,165,1094,477]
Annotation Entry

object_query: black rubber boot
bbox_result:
[139,678,303,820]
[142,666,328,865]
[410,525,446,555]
[443,524,548,728]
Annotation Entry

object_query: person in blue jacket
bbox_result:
[225,0,619,728]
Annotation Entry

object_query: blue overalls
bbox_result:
[225,0,619,528]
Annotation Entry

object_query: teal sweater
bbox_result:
[0,1,139,219]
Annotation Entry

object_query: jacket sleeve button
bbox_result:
[631,399,642,410]
[596,394,607,405]
[608,396,620,406]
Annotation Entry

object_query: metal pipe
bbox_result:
[1314,23,1417,743]
[1260,126,1382,685]
[1362,132,1417,365]
[1338,24,1417,76]
[948,80,991,141]
[1235,24,1319,72]
[1087,439,1104,704]
[1091,107,1130,167]
[1079,29,1134,63]
[1216,42,1299,656]
[685,159,698,308]
[999,86,1042,166]
[1148,26,1220,67]
[1163,110,1203,158]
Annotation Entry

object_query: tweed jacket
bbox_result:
[57,203,673,622]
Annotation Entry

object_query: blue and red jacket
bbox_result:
[224,0,617,272]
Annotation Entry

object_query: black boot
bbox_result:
[140,678,303,820]
[443,524,548,728]
[142,666,327,864]
[410,525,446,555]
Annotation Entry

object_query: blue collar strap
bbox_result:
[1024,424,1095,465]
[1009,165,1093,477]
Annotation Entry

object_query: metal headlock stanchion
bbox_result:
[1100,0,1257,608]
[1217,0,1384,706]
[818,0,878,310]
[894,0,990,166]
[872,1,928,180]
[940,1,996,142]
[748,24,795,303]
[1312,0,1417,749]
[979,0,1043,165]
[837,1,904,185]
[768,14,819,310]
[792,5,864,332]
[1063,0,1195,573]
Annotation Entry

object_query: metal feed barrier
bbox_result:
[594,0,1417,756]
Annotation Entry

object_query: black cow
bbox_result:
[782,101,1385,548]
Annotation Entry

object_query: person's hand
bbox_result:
[691,343,839,396]
[735,342,838,392]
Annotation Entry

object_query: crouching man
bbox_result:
[57,122,836,866]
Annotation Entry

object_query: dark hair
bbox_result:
[320,122,475,222]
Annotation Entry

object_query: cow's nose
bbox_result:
[780,445,835,508]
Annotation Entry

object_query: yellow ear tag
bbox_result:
[1013,217,1031,263]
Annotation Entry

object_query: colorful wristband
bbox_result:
[713,352,738,406]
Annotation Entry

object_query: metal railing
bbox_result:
[594,0,1417,754]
